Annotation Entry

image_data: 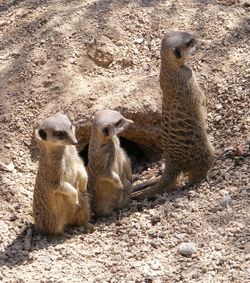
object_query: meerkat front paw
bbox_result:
[118,184,124,191]
[85,222,95,233]
[75,200,81,209]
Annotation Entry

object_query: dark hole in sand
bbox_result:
[79,137,161,171]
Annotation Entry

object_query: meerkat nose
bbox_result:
[68,134,78,145]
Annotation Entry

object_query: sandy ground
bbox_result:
[0,0,249,282]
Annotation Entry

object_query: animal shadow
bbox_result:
[0,222,90,268]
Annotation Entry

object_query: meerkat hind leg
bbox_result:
[100,171,123,189]
[183,169,208,191]
[71,208,94,232]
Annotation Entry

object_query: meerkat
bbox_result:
[87,110,134,217]
[132,31,214,199]
[33,112,92,234]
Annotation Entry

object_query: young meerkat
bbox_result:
[132,31,214,199]
[33,112,92,234]
[87,110,134,217]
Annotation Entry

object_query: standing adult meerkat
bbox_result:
[132,31,214,199]
[88,110,134,217]
[33,112,92,234]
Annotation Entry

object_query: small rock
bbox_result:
[149,259,161,270]
[0,161,15,172]
[178,242,198,256]
[57,255,63,260]
[150,214,161,225]
[214,115,222,122]
[0,221,9,233]
[0,20,7,27]
[150,240,158,249]
[221,195,232,207]
[215,243,223,251]
[134,37,144,44]
[244,16,250,32]
[224,172,231,181]
[216,103,223,110]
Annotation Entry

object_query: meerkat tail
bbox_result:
[131,184,161,200]
[132,176,160,193]
[132,173,177,200]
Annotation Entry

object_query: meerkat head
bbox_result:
[161,31,197,67]
[35,112,78,146]
[93,110,134,141]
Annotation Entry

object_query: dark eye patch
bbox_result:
[102,127,109,136]
[38,129,47,140]
[53,131,66,140]
[114,119,122,127]
[174,47,181,59]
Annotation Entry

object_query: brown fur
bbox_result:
[32,112,92,234]
[88,110,133,217]
[132,32,214,199]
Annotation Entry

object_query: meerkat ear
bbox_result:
[173,47,181,59]
[116,118,133,134]
[126,118,134,124]
[123,118,134,127]
[38,129,47,140]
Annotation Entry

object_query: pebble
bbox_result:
[178,242,198,256]
[150,240,158,249]
[134,37,144,44]
[0,161,15,172]
[216,103,223,110]
[221,195,232,207]
[149,259,161,270]
[150,214,161,225]
[244,16,250,32]
[214,115,222,122]
[0,20,7,27]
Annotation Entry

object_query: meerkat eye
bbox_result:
[114,119,122,127]
[174,47,181,59]
[53,131,66,140]
[102,127,109,136]
[38,129,47,140]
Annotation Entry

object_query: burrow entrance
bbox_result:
[79,137,162,172]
